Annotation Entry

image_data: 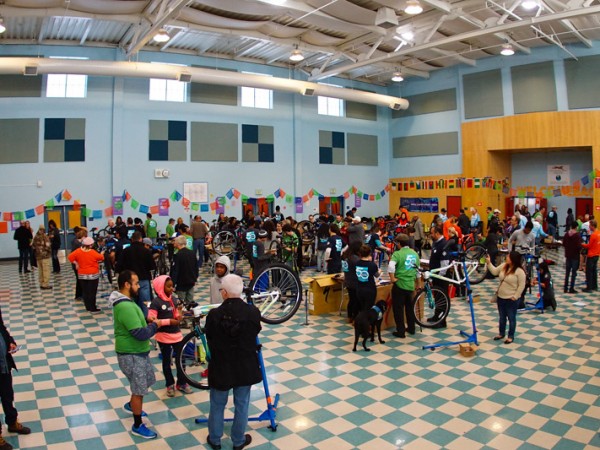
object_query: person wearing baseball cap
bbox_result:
[68,236,105,314]
[387,233,420,338]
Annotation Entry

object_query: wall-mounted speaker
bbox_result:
[24,65,38,76]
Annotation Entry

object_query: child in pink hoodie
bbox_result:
[148,275,192,396]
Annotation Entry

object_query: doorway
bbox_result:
[318,197,344,216]
[575,198,593,219]
[446,196,461,218]
[44,205,87,252]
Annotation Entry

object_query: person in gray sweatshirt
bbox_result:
[209,255,231,304]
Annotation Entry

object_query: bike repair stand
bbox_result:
[521,257,545,313]
[195,336,280,431]
[423,256,479,351]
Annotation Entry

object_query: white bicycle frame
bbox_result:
[421,259,480,286]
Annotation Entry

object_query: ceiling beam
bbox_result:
[431,48,477,66]
[126,0,191,56]
[79,19,93,46]
[309,4,600,81]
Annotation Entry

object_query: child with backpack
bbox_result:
[538,261,556,311]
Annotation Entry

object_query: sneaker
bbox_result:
[166,385,176,397]
[0,436,13,450]
[89,309,102,314]
[7,422,31,435]
[123,402,147,417]
[131,423,157,439]
[392,331,405,338]
[568,289,578,294]
[201,369,209,378]
[206,436,222,450]
[177,383,193,394]
[233,434,252,450]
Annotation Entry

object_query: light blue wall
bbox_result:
[389,42,600,178]
[511,150,593,219]
[0,45,391,257]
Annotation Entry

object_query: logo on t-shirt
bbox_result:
[405,254,417,268]
[356,266,369,282]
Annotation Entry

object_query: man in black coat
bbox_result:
[170,235,198,305]
[13,221,33,274]
[116,231,155,317]
[429,225,450,328]
[205,274,262,450]
[0,306,31,449]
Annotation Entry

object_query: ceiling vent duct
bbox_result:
[375,7,398,29]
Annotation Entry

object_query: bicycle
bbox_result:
[412,253,483,328]
[175,263,302,389]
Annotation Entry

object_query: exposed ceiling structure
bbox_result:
[0,0,599,86]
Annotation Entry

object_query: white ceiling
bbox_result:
[1,0,599,86]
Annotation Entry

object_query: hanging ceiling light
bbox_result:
[153,28,170,43]
[391,72,404,82]
[289,48,305,62]
[500,43,515,56]
[0,17,6,34]
[404,0,423,15]
[521,0,539,10]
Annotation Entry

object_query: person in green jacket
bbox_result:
[109,270,159,440]
[387,234,420,338]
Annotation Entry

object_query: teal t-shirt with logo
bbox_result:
[390,247,420,291]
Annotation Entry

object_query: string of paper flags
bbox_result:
[0,184,392,222]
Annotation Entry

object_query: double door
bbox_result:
[44,205,87,252]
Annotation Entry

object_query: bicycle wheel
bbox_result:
[175,330,210,390]
[464,244,487,285]
[212,231,237,256]
[412,286,450,328]
[249,263,302,324]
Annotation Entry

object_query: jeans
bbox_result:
[208,385,252,447]
[0,372,18,433]
[547,223,557,239]
[316,250,326,272]
[158,341,185,387]
[585,255,599,290]
[51,248,60,272]
[18,248,30,272]
[193,238,205,269]
[564,258,579,291]
[497,296,518,338]
[391,285,415,336]
[137,279,151,317]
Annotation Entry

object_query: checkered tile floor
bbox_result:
[1,247,599,449]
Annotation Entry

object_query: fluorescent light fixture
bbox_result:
[391,72,404,82]
[0,17,6,34]
[153,29,170,43]
[404,0,423,15]
[257,0,287,4]
[500,43,515,56]
[521,0,538,9]
[289,49,304,62]
[401,30,414,41]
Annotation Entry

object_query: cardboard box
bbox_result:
[459,343,477,357]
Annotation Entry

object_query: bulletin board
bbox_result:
[183,182,209,203]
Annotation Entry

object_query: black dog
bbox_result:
[352,300,387,352]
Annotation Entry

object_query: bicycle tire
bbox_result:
[175,330,210,390]
[249,263,302,324]
[213,231,237,256]
[412,286,450,328]
[464,243,488,285]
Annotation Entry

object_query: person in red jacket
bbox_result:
[68,237,105,314]
[581,219,600,293]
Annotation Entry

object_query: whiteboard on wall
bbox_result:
[183,182,208,203]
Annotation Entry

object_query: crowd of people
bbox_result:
[4,202,599,448]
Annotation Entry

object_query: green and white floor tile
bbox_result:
[1,248,599,449]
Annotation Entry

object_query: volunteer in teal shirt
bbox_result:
[387,233,420,338]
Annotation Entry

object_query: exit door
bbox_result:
[44,205,87,252]
[318,197,343,216]
[575,198,593,219]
